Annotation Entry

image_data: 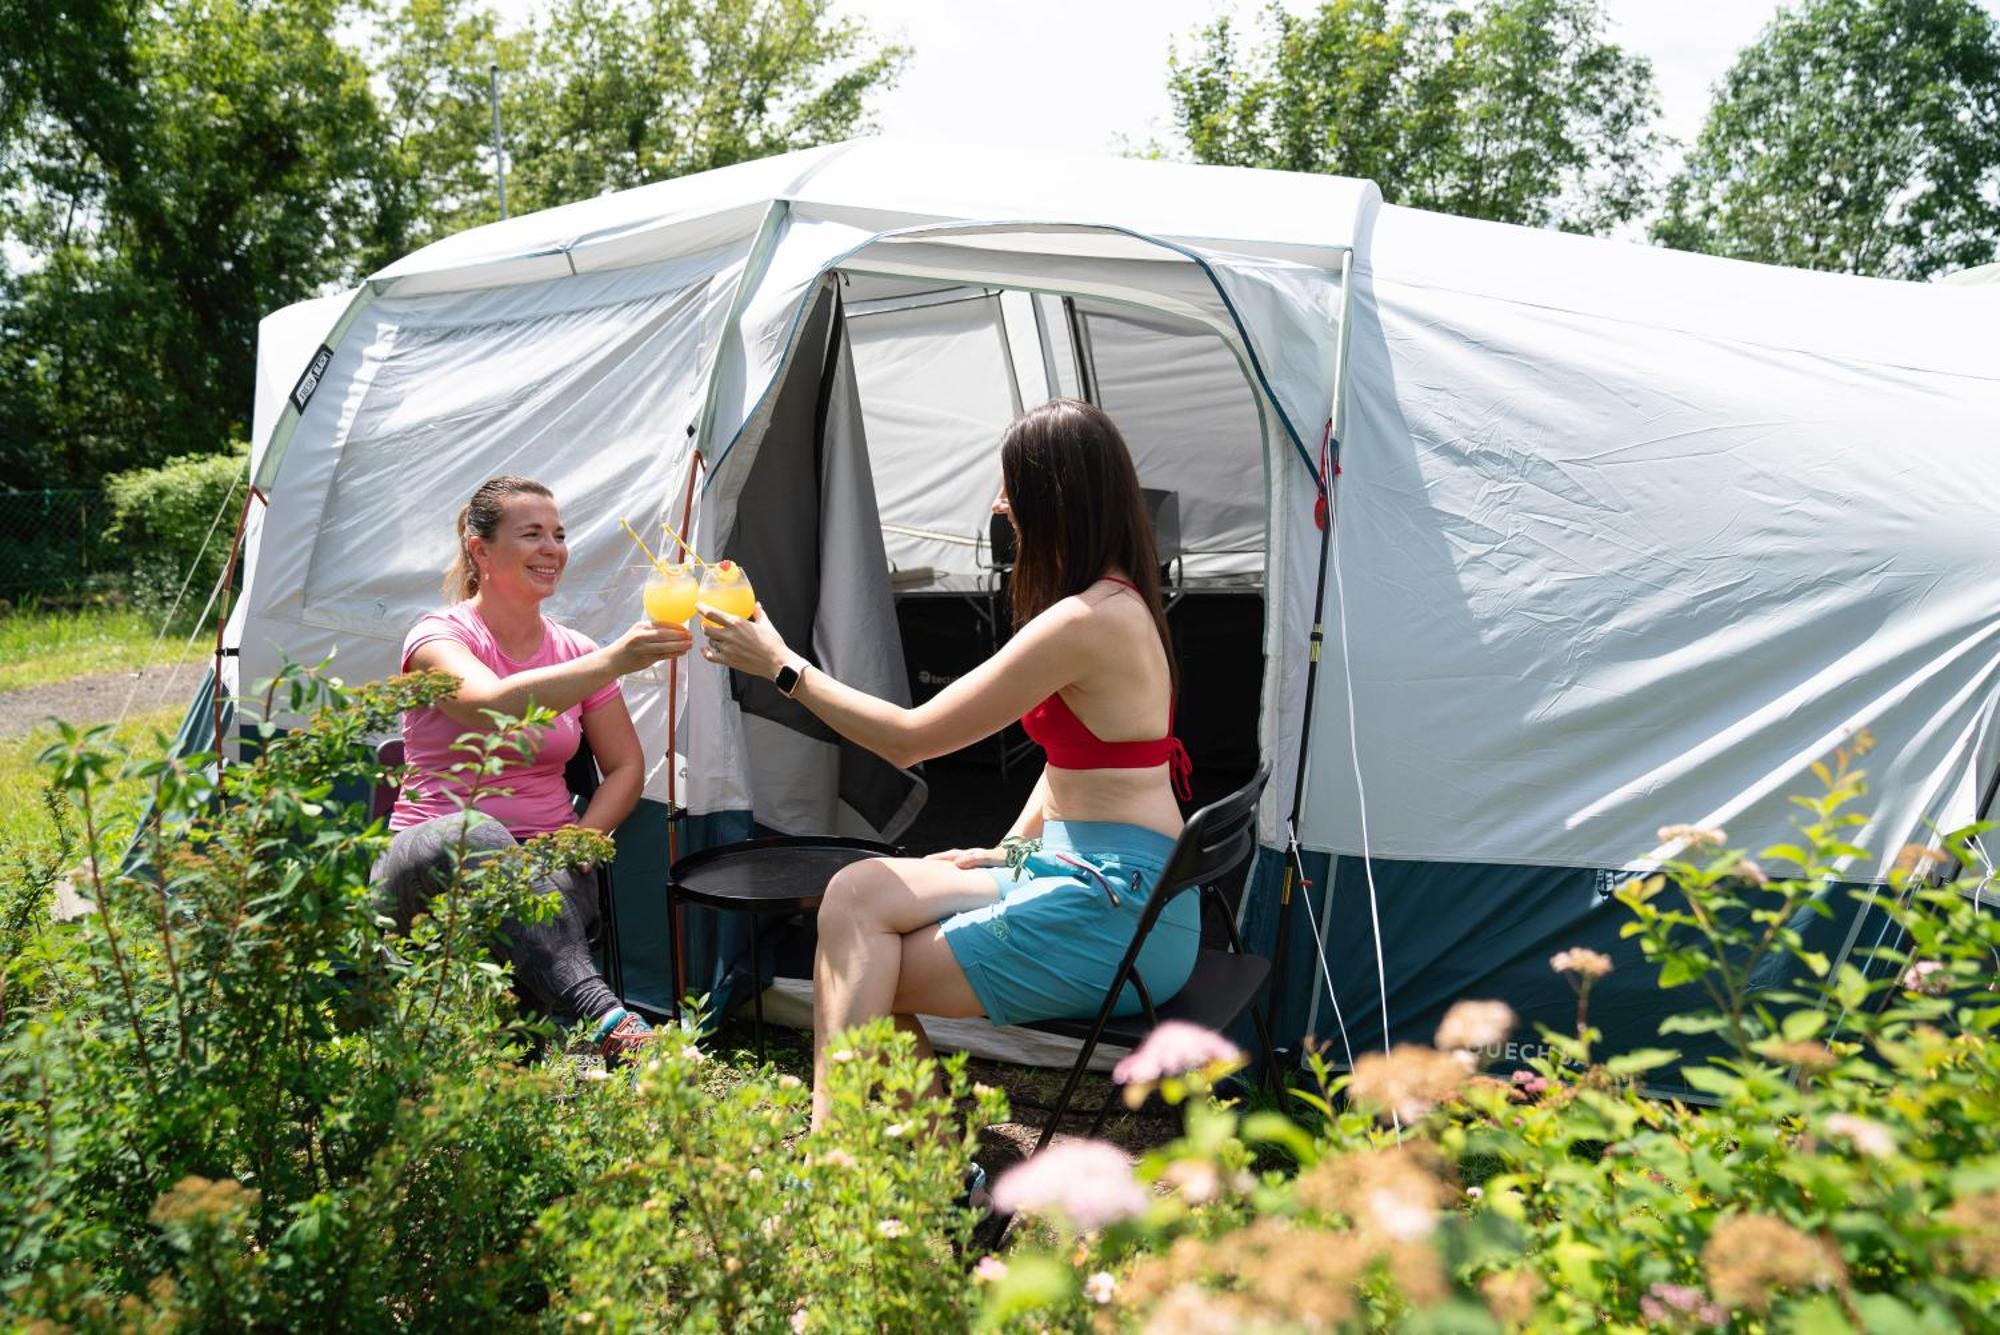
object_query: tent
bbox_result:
[213,138,2000,1084]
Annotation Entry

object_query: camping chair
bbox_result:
[1018,762,1276,1154]
[370,737,625,1002]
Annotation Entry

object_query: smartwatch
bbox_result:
[774,659,805,698]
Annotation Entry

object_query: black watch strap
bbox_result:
[774,661,804,697]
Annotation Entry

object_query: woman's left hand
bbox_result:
[698,603,791,680]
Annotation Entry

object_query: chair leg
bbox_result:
[1034,1040,1098,1154]
[598,868,624,1002]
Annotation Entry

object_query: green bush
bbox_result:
[102,444,247,615]
[981,734,2000,1332]
[0,668,997,1328]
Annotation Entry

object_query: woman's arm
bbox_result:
[577,698,645,832]
[411,621,689,730]
[699,601,1084,770]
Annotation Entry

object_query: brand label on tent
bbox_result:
[290,345,334,413]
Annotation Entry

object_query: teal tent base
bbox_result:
[605,806,757,1024]
[1239,847,1901,1100]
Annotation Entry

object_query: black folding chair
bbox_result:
[372,737,624,1003]
[1019,762,1277,1153]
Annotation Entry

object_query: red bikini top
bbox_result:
[1020,577,1193,799]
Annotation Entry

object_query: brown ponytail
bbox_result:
[443,475,554,602]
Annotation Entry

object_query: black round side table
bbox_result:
[666,835,900,1059]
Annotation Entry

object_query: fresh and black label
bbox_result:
[290,345,335,413]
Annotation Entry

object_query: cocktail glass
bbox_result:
[639,563,698,682]
[698,560,758,627]
[644,562,699,627]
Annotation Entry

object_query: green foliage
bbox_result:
[1167,0,1662,234]
[1653,0,2000,279]
[540,1019,1005,1332]
[0,0,391,489]
[487,0,906,229]
[0,669,998,1326]
[985,745,2000,1331]
[1,0,905,490]
[102,443,247,614]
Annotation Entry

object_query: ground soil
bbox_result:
[0,663,192,740]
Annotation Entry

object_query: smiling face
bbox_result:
[470,492,567,603]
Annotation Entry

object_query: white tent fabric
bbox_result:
[230,136,2000,899]
[1309,203,2000,878]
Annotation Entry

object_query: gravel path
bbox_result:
[0,663,195,739]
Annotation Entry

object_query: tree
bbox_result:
[1654,0,2000,280]
[0,0,393,488]
[370,0,908,242]
[0,0,905,490]
[500,0,906,219]
[1167,0,1662,234]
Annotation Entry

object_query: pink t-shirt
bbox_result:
[390,602,622,837]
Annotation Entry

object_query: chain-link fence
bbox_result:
[0,489,116,603]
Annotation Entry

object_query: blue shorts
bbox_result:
[938,820,1199,1028]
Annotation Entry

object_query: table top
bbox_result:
[668,835,900,913]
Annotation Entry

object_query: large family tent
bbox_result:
[213,138,2000,1087]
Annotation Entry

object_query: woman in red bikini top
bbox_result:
[702,398,1194,1131]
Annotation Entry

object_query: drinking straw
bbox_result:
[659,517,709,568]
[618,518,666,574]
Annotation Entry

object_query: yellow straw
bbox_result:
[659,518,709,568]
[618,518,666,574]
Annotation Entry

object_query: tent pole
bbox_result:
[665,448,703,995]
[209,477,265,790]
[1268,246,1357,1062]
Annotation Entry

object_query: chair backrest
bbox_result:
[371,738,406,822]
[1133,762,1270,939]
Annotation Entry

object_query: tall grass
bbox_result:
[0,708,186,851]
[0,606,203,693]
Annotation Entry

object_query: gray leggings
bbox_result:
[372,811,620,1022]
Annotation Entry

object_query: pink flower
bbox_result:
[1112,1021,1244,1086]
[1640,1282,1725,1327]
[973,1256,1008,1283]
[789,1308,808,1334]
[1510,1069,1549,1099]
[1902,960,1949,995]
[1434,1000,1516,1053]
[990,1140,1149,1233]
[1084,1271,1116,1304]
[1551,947,1613,979]
[1823,1113,1897,1159]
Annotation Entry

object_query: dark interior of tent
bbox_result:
[725,270,1271,894]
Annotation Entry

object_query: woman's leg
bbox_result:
[374,813,619,1025]
[811,857,995,1128]
[498,866,621,1023]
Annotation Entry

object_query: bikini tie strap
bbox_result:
[1167,738,1193,801]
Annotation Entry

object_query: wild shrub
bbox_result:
[983,736,2000,1331]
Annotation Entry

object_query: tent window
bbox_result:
[846,291,1020,579]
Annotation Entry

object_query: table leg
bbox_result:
[749,911,766,1064]
[667,889,685,1024]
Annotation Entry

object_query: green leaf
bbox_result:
[1603,1047,1679,1077]
[1659,1012,1730,1036]
[1677,1065,1744,1098]
[977,1254,1074,1327]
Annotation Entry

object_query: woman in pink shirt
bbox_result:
[377,475,689,1062]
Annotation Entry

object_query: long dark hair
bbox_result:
[1000,399,1177,699]
[444,475,553,602]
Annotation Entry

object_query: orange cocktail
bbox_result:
[643,563,699,626]
[698,560,758,624]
